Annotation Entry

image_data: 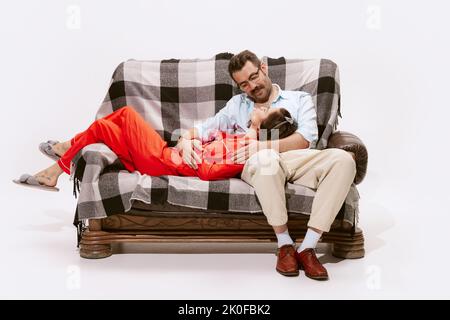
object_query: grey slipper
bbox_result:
[39,140,61,161]
[12,174,59,192]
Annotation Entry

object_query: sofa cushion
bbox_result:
[72,144,359,227]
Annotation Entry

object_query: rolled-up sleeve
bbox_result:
[194,100,237,143]
[295,93,318,149]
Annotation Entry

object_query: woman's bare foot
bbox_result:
[52,141,71,157]
[33,163,64,187]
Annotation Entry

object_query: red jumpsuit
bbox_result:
[58,106,249,181]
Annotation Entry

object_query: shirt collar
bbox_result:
[241,83,286,104]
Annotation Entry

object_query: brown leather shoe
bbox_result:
[276,244,299,277]
[295,248,329,281]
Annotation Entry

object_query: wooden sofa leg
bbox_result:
[79,219,112,259]
[80,243,112,259]
[331,228,365,259]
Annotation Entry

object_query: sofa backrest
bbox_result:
[96,52,341,149]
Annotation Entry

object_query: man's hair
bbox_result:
[228,50,261,81]
[260,108,298,140]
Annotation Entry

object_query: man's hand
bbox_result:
[232,139,267,164]
[175,137,202,169]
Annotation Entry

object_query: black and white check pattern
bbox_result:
[72,53,358,229]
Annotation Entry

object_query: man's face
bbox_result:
[232,61,272,103]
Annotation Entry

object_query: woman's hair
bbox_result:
[259,108,298,140]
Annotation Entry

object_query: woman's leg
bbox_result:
[58,116,136,174]
[47,141,71,158]
[116,107,177,176]
[48,106,161,159]
[79,105,172,176]
[32,163,65,187]
[32,116,136,187]
[33,106,172,187]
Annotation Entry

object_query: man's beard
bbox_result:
[249,83,271,103]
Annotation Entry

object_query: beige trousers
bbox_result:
[241,148,356,232]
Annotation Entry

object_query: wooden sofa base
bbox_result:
[79,213,365,260]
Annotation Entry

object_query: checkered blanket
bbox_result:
[72,53,358,232]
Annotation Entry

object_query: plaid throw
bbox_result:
[72,53,357,232]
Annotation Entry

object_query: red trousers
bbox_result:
[58,106,245,180]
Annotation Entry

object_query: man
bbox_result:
[176,50,356,280]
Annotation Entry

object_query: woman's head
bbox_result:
[257,108,298,140]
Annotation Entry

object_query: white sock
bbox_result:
[275,230,294,248]
[298,228,322,252]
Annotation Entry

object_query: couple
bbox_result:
[14,50,356,281]
[15,105,296,184]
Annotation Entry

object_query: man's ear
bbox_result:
[260,62,268,74]
[230,73,236,83]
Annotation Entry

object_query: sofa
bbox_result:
[72,53,368,260]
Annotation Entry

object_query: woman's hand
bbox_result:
[243,109,265,139]
[175,137,202,169]
[249,109,265,128]
[244,125,258,139]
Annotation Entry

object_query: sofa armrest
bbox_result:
[327,131,368,185]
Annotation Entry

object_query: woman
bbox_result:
[13,106,298,191]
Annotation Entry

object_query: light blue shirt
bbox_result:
[194,84,319,148]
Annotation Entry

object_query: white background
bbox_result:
[1,0,449,299]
